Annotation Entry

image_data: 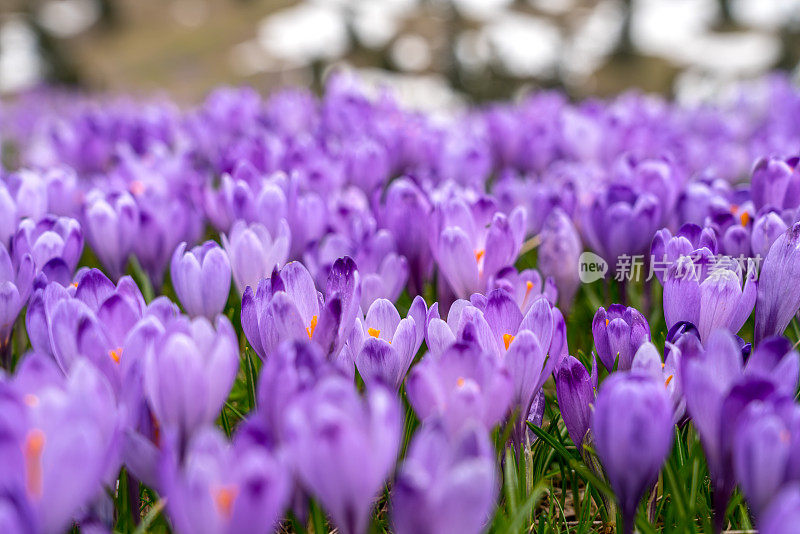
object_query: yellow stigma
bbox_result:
[109,347,122,364]
[474,249,485,263]
[605,318,609,326]
[368,327,381,338]
[665,374,674,387]
[306,315,318,339]
[457,377,465,388]
[212,485,238,519]
[740,211,750,227]
[503,333,515,350]
[71,282,78,288]
[24,429,45,499]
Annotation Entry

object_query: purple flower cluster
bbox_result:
[4,73,800,533]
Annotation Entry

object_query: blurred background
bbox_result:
[2,0,800,108]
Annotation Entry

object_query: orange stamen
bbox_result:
[503,333,515,350]
[456,377,465,388]
[212,485,238,519]
[474,249,485,263]
[665,375,674,387]
[306,315,318,339]
[368,327,381,338]
[24,429,45,499]
[740,211,750,227]
[71,282,78,289]
[109,347,122,364]
[605,318,609,326]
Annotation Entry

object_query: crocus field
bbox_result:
[4,73,800,534]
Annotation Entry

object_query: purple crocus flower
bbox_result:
[750,156,800,212]
[241,258,360,360]
[0,243,34,356]
[582,183,661,268]
[425,289,567,365]
[35,269,179,399]
[708,208,753,259]
[631,342,685,421]
[430,196,525,298]
[592,304,650,372]
[160,427,290,534]
[0,356,120,534]
[755,222,800,343]
[392,422,497,534]
[406,343,513,435]
[592,373,674,534]
[222,220,290,296]
[3,171,48,226]
[11,215,83,286]
[170,241,231,319]
[144,315,239,445]
[679,329,799,531]
[538,208,581,312]
[751,211,788,259]
[283,376,401,534]
[650,223,717,284]
[133,192,203,290]
[662,253,756,342]
[555,353,597,454]
[759,483,800,534]
[732,395,800,520]
[351,298,424,389]
[203,162,288,234]
[0,182,17,247]
[83,190,139,280]
[256,340,343,443]
[380,178,433,295]
[488,267,557,315]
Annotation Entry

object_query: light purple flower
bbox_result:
[431,196,525,298]
[760,483,800,534]
[392,422,497,534]
[592,373,674,534]
[582,183,661,268]
[751,211,789,259]
[283,376,401,534]
[352,298,423,389]
[406,343,513,435]
[755,222,800,343]
[538,208,581,311]
[750,156,800,212]
[83,190,139,281]
[241,258,360,360]
[222,220,290,296]
[144,315,239,444]
[0,244,34,351]
[555,353,597,454]
[592,304,650,372]
[12,216,83,286]
[160,427,290,534]
[171,241,231,319]
[662,253,756,342]
[0,355,120,534]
